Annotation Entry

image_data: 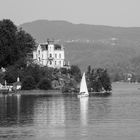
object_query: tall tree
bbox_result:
[70,65,81,82]
[0,19,35,67]
[0,19,17,66]
[16,28,35,58]
[86,67,112,92]
[100,69,112,91]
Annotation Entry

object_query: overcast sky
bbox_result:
[0,0,140,27]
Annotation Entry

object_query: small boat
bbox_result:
[78,72,89,98]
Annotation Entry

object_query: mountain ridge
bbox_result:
[20,19,140,42]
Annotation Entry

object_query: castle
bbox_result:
[33,39,69,68]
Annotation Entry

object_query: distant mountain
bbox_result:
[20,20,140,42]
[20,20,140,78]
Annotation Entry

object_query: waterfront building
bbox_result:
[13,77,22,90]
[33,39,69,68]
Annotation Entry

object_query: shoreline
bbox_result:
[15,89,62,95]
[12,89,112,97]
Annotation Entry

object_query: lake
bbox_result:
[0,82,140,140]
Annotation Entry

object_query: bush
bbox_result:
[60,68,68,75]
[23,64,53,84]
[22,76,36,90]
[86,67,112,92]
[37,78,52,90]
[4,65,20,83]
[70,65,81,82]
[100,70,112,91]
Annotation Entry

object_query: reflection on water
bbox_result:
[80,97,89,137]
[33,97,65,139]
[0,94,115,140]
[34,97,65,126]
[0,94,22,126]
[89,98,111,122]
[80,97,89,126]
[0,83,140,140]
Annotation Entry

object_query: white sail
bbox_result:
[79,72,89,96]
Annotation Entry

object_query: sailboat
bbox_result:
[78,72,89,98]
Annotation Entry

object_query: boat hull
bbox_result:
[77,92,89,98]
[77,94,89,98]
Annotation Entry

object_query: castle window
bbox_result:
[55,54,57,58]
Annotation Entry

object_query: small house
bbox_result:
[13,77,22,90]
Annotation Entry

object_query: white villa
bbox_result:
[33,39,69,68]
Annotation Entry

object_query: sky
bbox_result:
[0,0,140,27]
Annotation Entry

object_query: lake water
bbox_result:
[0,83,140,140]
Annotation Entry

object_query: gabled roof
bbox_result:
[36,43,64,51]
[40,44,48,51]
[13,81,22,86]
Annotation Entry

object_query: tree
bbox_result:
[16,28,35,58]
[0,19,35,67]
[100,69,112,91]
[4,65,21,83]
[37,78,52,90]
[0,19,17,66]
[87,65,91,75]
[24,64,42,84]
[22,64,53,88]
[92,78,103,92]
[22,76,36,90]
[86,67,112,92]
[60,68,68,75]
[70,65,81,82]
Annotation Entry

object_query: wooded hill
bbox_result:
[20,20,140,81]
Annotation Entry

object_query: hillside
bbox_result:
[20,20,140,42]
[20,20,140,79]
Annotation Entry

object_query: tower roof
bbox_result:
[54,44,62,50]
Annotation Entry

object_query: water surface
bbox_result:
[0,83,140,140]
